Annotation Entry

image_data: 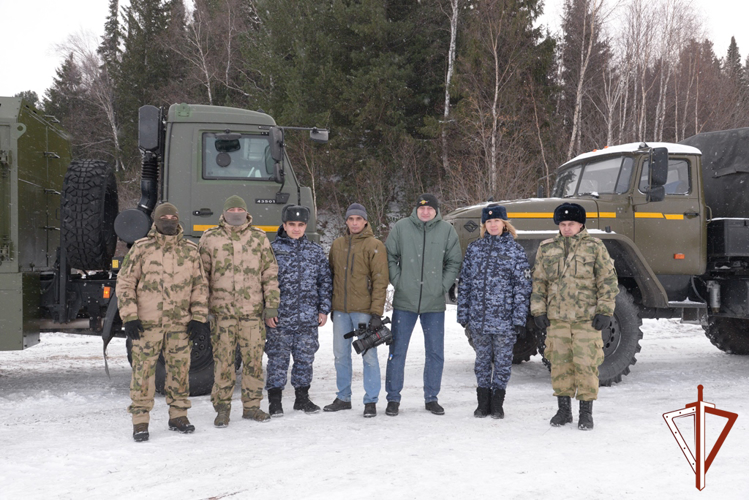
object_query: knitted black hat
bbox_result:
[553,203,586,225]
[282,205,310,223]
[481,204,508,223]
[416,193,439,211]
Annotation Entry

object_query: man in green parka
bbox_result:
[384,194,462,416]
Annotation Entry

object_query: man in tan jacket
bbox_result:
[324,203,389,417]
[199,195,280,427]
[117,202,209,442]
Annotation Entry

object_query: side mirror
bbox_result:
[309,128,329,144]
[269,127,285,163]
[650,147,668,187]
[646,185,666,203]
[138,105,162,152]
[272,162,285,185]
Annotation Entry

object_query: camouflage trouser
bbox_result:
[265,326,319,390]
[128,325,192,425]
[473,331,517,390]
[544,319,604,401]
[211,316,265,411]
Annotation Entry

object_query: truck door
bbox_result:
[632,156,706,275]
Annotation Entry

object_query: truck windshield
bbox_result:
[552,156,634,197]
[202,132,275,180]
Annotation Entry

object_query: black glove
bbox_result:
[369,316,383,330]
[187,320,211,341]
[592,314,612,331]
[534,314,550,330]
[514,325,526,337]
[124,320,144,341]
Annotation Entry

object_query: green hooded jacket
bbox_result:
[385,208,462,313]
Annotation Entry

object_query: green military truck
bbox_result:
[445,129,749,386]
[0,97,327,395]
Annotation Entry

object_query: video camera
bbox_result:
[343,317,393,355]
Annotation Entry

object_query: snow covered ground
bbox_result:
[1,311,747,499]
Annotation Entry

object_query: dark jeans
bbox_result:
[385,309,445,403]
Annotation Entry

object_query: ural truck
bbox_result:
[445,128,749,386]
[0,97,327,395]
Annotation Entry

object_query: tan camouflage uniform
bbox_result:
[199,213,280,413]
[117,224,209,425]
[531,228,618,400]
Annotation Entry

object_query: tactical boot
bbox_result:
[133,423,149,442]
[578,400,594,430]
[168,416,195,434]
[323,398,352,412]
[243,407,271,422]
[490,388,506,420]
[385,401,399,416]
[425,401,445,415]
[550,396,573,427]
[474,387,491,418]
[268,388,284,418]
[363,403,377,418]
[214,406,231,428]
[293,386,320,414]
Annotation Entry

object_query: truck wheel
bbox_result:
[704,317,749,354]
[512,319,539,364]
[155,333,215,397]
[61,160,118,270]
[599,286,643,386]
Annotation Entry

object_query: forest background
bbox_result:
[13,0,749,237]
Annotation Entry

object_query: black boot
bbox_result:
[293,386,320,414]
[474,388,491,418]
[550,396,573,426]
[578,400,594,430]
[490,389,505,419]
[268,388,283,418]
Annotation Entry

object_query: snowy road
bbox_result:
[1,311,747,499]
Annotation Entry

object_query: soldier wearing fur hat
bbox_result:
[265,205,332,417]
[117,202,210,442]
[457,205,531,419]
[530,202,618,430]
[199,195,280,427]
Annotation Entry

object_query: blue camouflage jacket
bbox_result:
[271,228,333,329]
[457,232,532,335]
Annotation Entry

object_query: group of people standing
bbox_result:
[117,193,617,442]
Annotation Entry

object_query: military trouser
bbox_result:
[264,326,319,390]
[128,325,192,425]
[544,319,604,401]
[473,331,516,390]
[211,316,265,411]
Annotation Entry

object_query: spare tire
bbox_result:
[61,160,118,270]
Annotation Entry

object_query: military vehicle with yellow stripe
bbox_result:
[1,97,326,395]
[445,130,749,386]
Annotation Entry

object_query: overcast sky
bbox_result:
[1,0,747,100]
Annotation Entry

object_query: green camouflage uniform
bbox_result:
[199,213,280,412]
[530,228,618,401]
[117,224,209,425]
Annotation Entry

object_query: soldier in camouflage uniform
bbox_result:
[457,205,531,419]
[531,203,618,430]
[199,195,280,427]
[265,205,332,417]
[117,202,210,442]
